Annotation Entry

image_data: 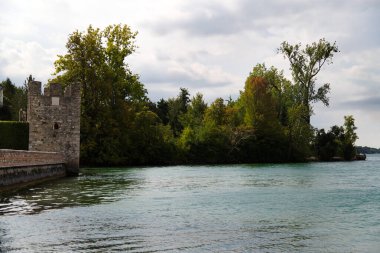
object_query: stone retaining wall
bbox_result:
[0,149,66,188]
[0,149,64,167]
[0,164,66,187]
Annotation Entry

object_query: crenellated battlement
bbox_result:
[27,81,81,175]
[28,81,80,106]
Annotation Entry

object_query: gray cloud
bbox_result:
[146,1,281,37]
[146,1,331,37]
[139,63,234,89]
[146,0,380,55]
[337,96,380,111]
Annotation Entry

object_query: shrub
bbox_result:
[0,121,29,150]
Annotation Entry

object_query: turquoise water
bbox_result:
[1,155,380,252]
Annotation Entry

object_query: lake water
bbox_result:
[1,155,380,252]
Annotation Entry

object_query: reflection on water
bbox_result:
[0,168,142,215]
[0,155,380,252]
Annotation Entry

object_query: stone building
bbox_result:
[27,81,81,175]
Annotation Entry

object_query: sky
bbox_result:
[0,0,379,147]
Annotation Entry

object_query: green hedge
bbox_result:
[0,121,29,150]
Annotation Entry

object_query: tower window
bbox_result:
[53,122,59,130]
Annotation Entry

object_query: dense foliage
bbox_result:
[0,78,27,121]
[52,24,176,165]
[50,26,358,165]
[1,24,359,165]
[314,116,358,161]
[0,121,29,150]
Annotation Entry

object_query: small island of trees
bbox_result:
[0,24,364,166]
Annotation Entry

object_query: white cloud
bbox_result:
[0,39,56,84]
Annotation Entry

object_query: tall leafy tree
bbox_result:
[248,63,293,125]
[204,98,226,127]
[239,76,288,162]
[285,104,313,160]
[242,76,281,134]
[244,64,313,161]
[167,88,190,136]
[342,115,358,160]
[278,38,339,123]
[180,93,207,128]
[156,98,169,124]
[52,24,147,165]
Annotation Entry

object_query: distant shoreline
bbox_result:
[356,146,380,154]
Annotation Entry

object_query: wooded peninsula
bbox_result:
[0,24,363,166]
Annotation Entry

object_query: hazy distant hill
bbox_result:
[356,146,380,154]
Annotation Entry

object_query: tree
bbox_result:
[285,104,313,161]
[342,115,358,160]
[315,128,339,161]
[0,78,14,120]
[156,98,169,124]
[204,98,226,126]
[343,115,358,145]
[314,116,357,161]
[242,76,281,135]
[180,93,207,128]
[52,24,147,165]
[167,88,190,136]
[247,63,293,125]
[239,76,288,162]
[178,87,190,113]
[278,38,339,123]
[0,78,27,121]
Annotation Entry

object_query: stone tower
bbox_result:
[27,81,81,175]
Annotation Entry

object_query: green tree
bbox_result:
[0,78,15,120]
[0,78,27,121]
[130,110,177,165]
[167,88,190,136]
[204,98,226,126]
[52,24,147,165]
[180,93,207,128]
[315,124,347,161]
[248,63,292,125]
[315,128,339,161]
[242,76,281,135]
[285,104,313,161]
[156,98,169,124]
[278,38,339,123]
[342,115,358,160]
[343,115,358,145]
[239,76,288,162]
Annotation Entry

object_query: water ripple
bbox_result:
[1,156,380,252]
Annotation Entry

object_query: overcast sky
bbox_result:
[1,0,379,147]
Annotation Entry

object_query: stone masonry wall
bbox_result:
[27,81,81,175]
[0,149,66,188]
[0,149,64,168]
[0,164,66,187]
